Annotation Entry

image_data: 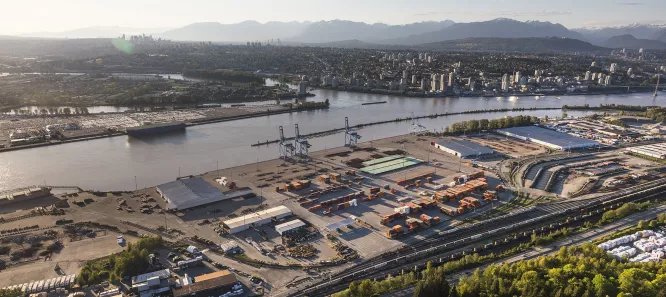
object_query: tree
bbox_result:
[0,288,23,297]
[637,220,647,229]
[358,279,374,297]
[649,220,659,228]
[593,274,616,297]
[619,268,654,297]
[348,281,359,297]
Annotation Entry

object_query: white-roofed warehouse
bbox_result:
[275,219,306,235]
[156,177,253,211]
[496,126,599,150]
[434,140,495,158]
[222,206,292,234]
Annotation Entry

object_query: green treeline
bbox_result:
[563,104,654,112]
[76,236,163,286]
[182,69,265,84]
[447,115,539,133]
[0,289,22,297]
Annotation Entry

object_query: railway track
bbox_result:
[288,178,666,297]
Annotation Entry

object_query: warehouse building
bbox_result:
[131,269,172,297]
[173,270,239,297]
[626,143,666,159]
[496,126,599,150]
[222,205,292,234]
[156,177,253,211]
[275,219,306,235]
[434,140,494,158]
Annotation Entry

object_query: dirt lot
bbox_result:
[0,230,136,288]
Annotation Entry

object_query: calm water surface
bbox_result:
[0,84,663,191]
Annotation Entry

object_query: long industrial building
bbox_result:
[434,140,495,158]
[156,177,253,211]
[626,143,666,159]
[496,126,599,150]
[222,205,292,234]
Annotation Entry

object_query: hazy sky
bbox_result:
[2,0,666,34]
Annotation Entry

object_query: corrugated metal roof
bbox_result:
[275,219,306,234]
[132,269,171,285]
[436,140,494,157]
[172,273,237,297]
[496,126,598,149]
[361,155,403,166]
[194,270,231,282]
[326,218,355,231]
[223,206,292,230]
[157,178,226,210]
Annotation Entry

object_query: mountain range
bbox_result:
[602,34,666,50]
[20,26,170,39]
[11,19,666,53]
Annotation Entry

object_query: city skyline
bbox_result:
[2,0,666,35]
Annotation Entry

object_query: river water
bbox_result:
[0,80,663,191]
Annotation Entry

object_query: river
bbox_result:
[0,82,663,192]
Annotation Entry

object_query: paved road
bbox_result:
[447,204,666,282]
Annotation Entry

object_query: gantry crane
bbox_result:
[344,117,361,147]
[278,126,295,159]
[294,124,311,156]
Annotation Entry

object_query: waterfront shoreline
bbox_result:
[0,106,325,154]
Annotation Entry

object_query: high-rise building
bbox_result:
[448,72,455,87]
[514,71,521,83]
[403,70,408,79]
[585,71,591,81]
[610,63,618,73]
[298,81,307,95]
[427,56,432,63]
[440,75,447,92]
[639,48,644,54]
[420,78,428,90]
[591,73,598,81]
[431,74,440,92]
[400,78,407,91]
[501,74,510,92]
[412,75,417,85]
[604,76,612,86]
[591,61,597,67]
[534,70,541,77]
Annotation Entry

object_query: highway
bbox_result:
[286,178,666,297]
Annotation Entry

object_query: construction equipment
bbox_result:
[344,117,362,147]
[386,225,404,238]
[294,124,311,156]
[278,126,295,159]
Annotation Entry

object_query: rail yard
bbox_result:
[2,114,666,297]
